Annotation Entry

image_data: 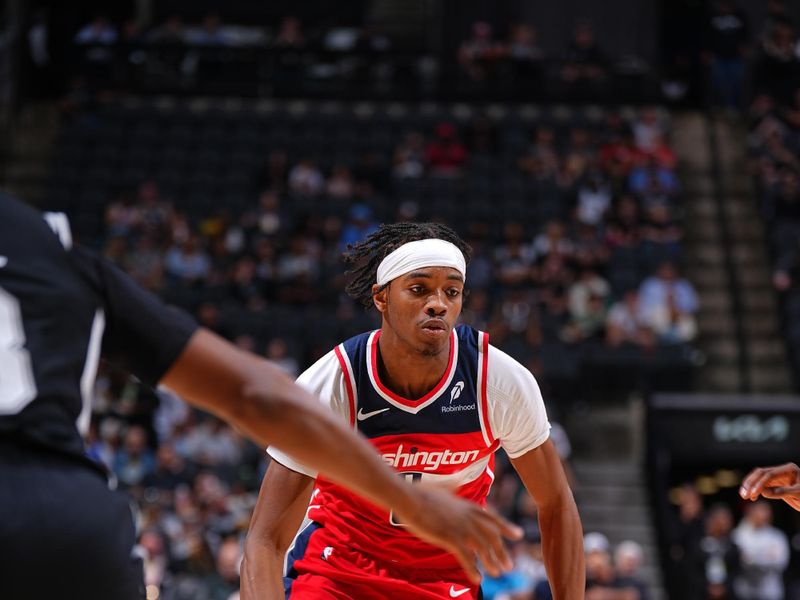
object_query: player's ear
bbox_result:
[372,283,388,314]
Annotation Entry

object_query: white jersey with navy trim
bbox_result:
[269,324,550,568]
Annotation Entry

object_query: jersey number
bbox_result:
[0,287,37,414]
[389,472,424,527]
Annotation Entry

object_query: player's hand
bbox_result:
[740,463,800,512]
[394,485,523,582]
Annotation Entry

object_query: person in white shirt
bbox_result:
[732,501,790,600]
[241,222,584,600]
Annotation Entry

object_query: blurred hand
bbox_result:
[740,463,800,511]
[394,485,523,582]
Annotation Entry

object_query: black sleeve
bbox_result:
[70,247,199,387]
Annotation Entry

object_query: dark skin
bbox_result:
[241,266,584,598]
[372,268,464,398]
[741,463,800,511]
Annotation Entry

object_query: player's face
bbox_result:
[376,266,464,355]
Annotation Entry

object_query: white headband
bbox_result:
[376,239,467,286]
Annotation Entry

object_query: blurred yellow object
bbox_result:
[696,476,718,495]
[715,469,739,488]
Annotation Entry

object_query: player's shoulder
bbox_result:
[296,347,344,386]
[0,195,71,252]
[485,342,541,400]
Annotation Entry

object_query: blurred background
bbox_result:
[2,0,800,598]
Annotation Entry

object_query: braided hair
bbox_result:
[344,222,472,309]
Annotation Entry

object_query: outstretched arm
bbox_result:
[740,463,800,511]
[511,439,585,600]
[241,462,315,600]
[162,329,520,580]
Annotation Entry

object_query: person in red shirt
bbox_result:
[242,222,584,600]
[426,123,469,176]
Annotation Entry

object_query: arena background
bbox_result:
[2,0,800,598]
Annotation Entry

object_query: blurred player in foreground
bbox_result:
[242,223,584,600]
[740,462,800,511]
[0,196,521,599]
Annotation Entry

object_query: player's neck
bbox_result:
[376,328,450,401]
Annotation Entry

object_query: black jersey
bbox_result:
[0,194,197,461]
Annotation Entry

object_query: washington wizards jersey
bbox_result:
[0,195,196,463]
[270,323,551,570]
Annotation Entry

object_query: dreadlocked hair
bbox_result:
[343,222,472,309]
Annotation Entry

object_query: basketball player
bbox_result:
[741,463,800,511]
[0,196,521,599]
[242,223,585,600]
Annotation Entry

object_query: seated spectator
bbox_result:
[265,338,300,377]
[113,425,156,488]
[175,417,243,468]
[393,131,427,179]
[641,204,683,266]
[288,158,325,196]
[533,220,574,261]
[203,537,241,600]
[494,222,537,289]
[629,158,680,205]
[143,441,196,491]
[614,541,651,600]
[732,501,790,600]
[606,196,642,249]
[577,171,613,226]
[326,165,355,199]
[639,262,698,343]
[572,222,610,271]
[164,235,211,283]
[459,21,504,82]
[526,126,560,176]
[560,20,608,84]
[606,289,655,348]
[586,548,632,599]
[506,24,545,93]
[633,107,666,154]
[340,204,378,248]
[568,269,611,320]
[563,127,595,182]
[562,289,607,344]
[425,122,468,176]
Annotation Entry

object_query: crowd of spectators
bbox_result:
[747,0,800,388]
[47,101,697,598]
[84,105,698,400]
[52,9,660,102]
[483,528,651,600]
[666,483,797,600]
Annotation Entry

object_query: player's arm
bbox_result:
[486,345,584,599]
[162,329,522,580]
[740,463,800,511]
[88,247,520,579]
[241,461,314,600]
[511,440,585,600]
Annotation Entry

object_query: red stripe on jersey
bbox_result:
[368,329,456,408]
[334,344,356,427]
[479,332,495,442]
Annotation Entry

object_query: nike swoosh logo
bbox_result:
[449,587,471,598]
[356,407,390,421]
